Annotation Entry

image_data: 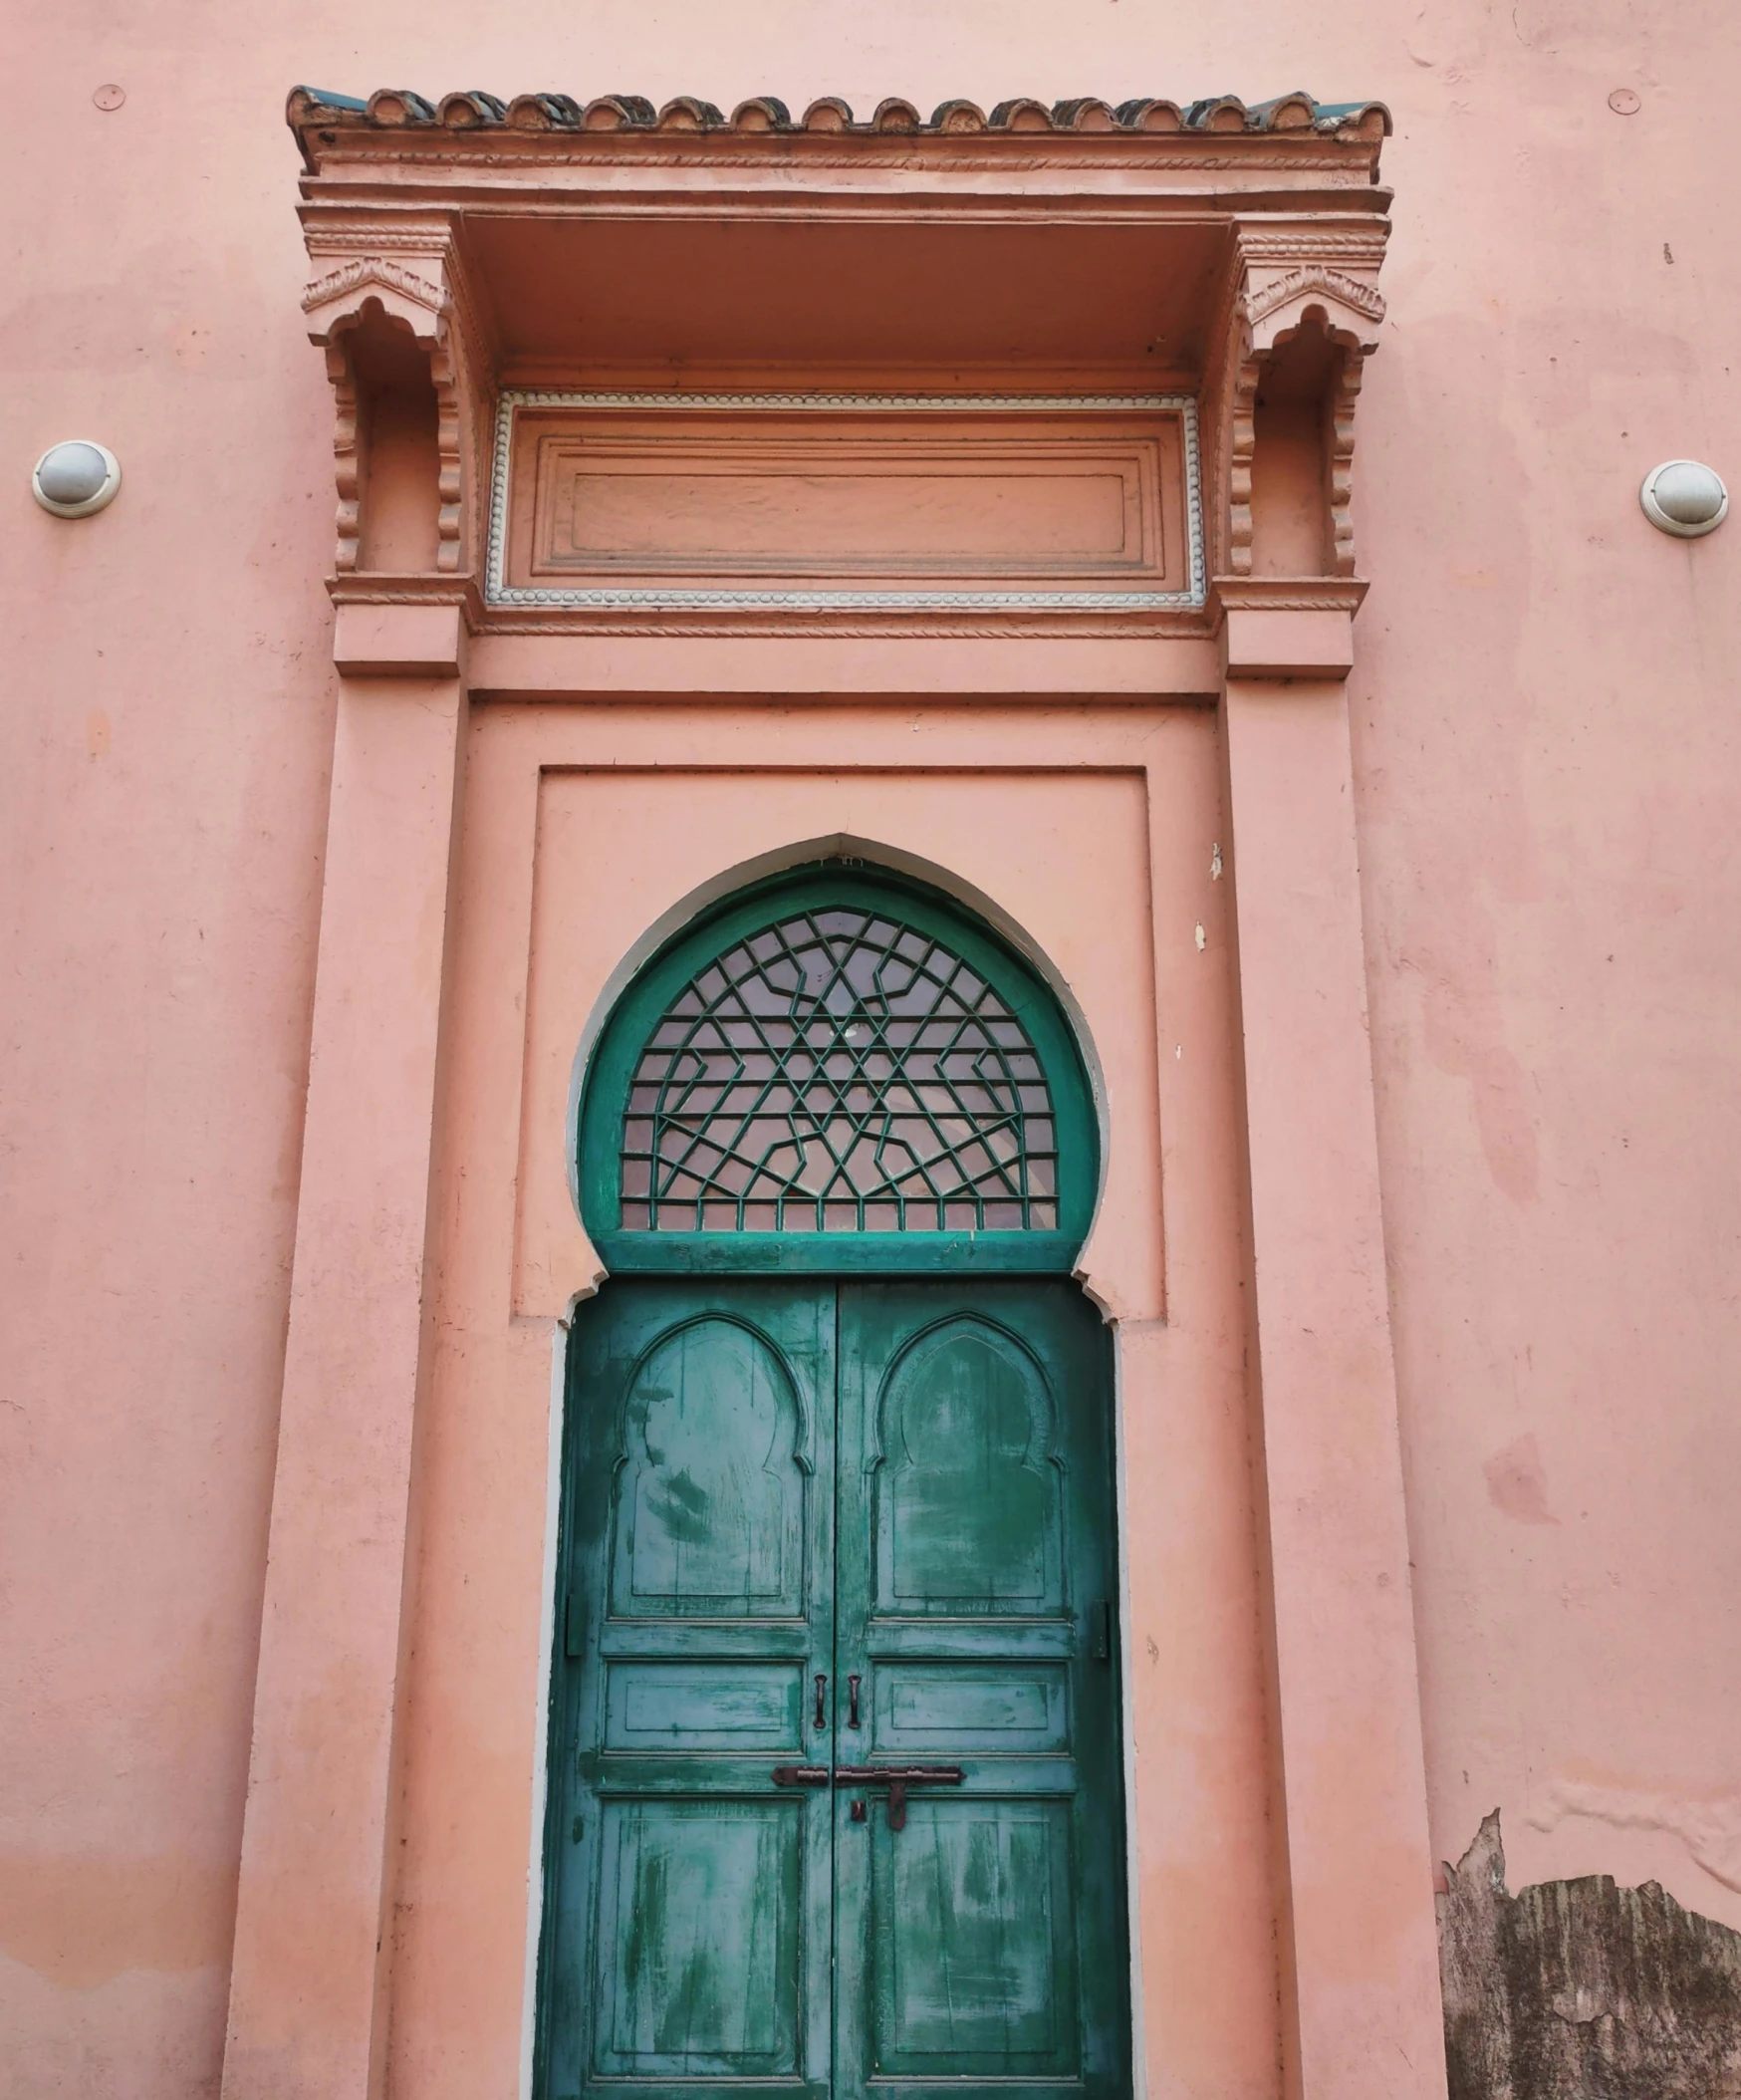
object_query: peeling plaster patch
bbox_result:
[1530,1779,1741,1896]
[1194,921,1206,951]
[1439,1811,1741,2100]
[1482,1432,1560,1524]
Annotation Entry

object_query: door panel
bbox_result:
[543,1277,1127,2100]
[834,1280,1128,2100]
[872,1663,1071,1754]
[594,1796,805,2077]
[544,1280,836,2100]
[870,1794,1078,2076]
[602,1662,806,1750]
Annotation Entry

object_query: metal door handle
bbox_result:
[814,1674,828,1728]
[848,1674,862,1728]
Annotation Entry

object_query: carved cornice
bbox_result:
[1228,228,1390,260]
[288,88,1391,638]
[286,88,1393,212]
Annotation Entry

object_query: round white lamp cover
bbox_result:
[32,440,122,519]
[1639,459,1727,538]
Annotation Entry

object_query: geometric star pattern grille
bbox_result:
[622,908,1058,1233]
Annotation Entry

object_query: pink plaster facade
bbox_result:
[4,7,1739,2100]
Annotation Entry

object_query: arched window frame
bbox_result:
[578,867,1099,1275]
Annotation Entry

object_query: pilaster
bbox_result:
[221,202,483,2100]
[1216,572,1447,2100]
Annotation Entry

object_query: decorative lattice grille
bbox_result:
[621,908,1059,1233]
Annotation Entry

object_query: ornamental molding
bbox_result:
[492,387,1191,414]
[1207,576,1369,615]
[483,389,1206,616]
[301,256,446,319]
[469,614,1205,640]
[327,573,484,620]
[304,227,461,254]
[300,145,1371,177]
[1245,264,1385,331]
[1232,228,1389,261]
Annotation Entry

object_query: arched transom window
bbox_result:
[621,905,1058,1234]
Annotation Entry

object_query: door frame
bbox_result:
[227,686,1443,2100]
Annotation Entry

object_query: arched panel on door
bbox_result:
[611,1316,810,1620]
[873,1316,1063,1616]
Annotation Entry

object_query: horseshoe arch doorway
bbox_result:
[537,863,1131,2100]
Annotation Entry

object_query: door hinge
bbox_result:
[564,1585,585,1659]
[1091,1599,1112,1662]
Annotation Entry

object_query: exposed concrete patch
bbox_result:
[1439,1811,1741,2100]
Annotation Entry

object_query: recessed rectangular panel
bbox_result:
[542,443,1144,572]
[605,1662,804,1751]
[594,1798,803,2077]
[875,1664,1069,1754]
[870,1796,1078,2078]
[498,397,1197,606]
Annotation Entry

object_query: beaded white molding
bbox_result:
[484,390,1206,612]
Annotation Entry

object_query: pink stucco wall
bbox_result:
[4,2,1739,2096]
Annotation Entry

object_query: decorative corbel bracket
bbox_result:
[1218,228,1388,581]
[298,234,483,578]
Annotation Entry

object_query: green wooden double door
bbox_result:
[541,1277,1130,2100]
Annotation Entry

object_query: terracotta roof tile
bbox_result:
[287,85,1390,140]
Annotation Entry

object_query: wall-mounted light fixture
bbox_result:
[1639,459,1727,539]
[32,440,122,519]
